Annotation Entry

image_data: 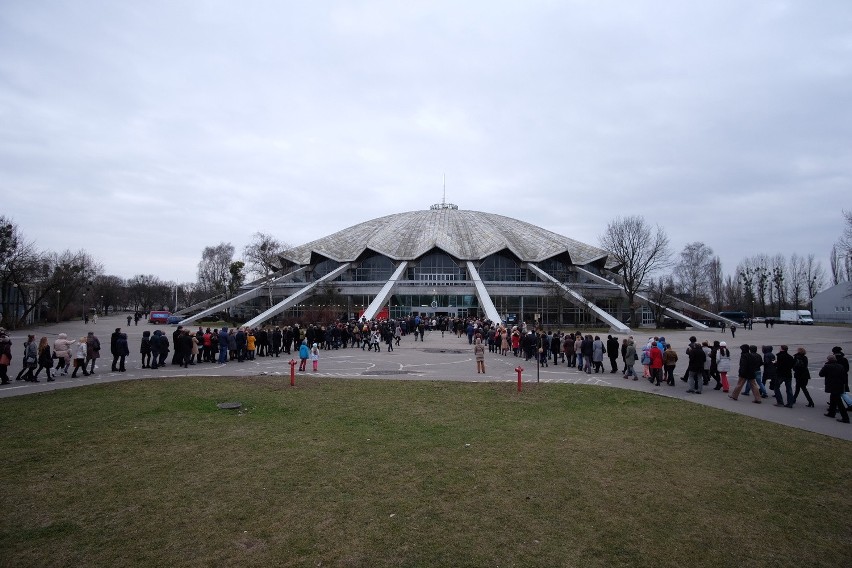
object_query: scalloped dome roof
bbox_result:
[281,208,614,267]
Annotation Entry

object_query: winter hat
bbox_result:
[720,341,727,347]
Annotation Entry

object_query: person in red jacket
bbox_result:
[649,342,664,386]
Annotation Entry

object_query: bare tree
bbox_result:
[127,274,171,312]
[737,259,758,316]
[708,256,724,312]
[787,254,807,309]
[804,254,826,301]
[599,215,671,327]
[92,275,127,315]
[0,217,42,328]
[644,275,677,328]
[723,274,743,311]
[830,243,843,285]
[41,250,102,322]
[836,210,852,294]
[243,232,288,279]
[839,209,852,253]
[197,243,236,298]
[769,253,786,312]
[674,242,713,307]
[243,232,289,307]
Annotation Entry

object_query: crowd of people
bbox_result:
[0,317,849,425]
[461,321,850,424]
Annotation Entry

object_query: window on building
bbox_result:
[355,255,395,282]
[479,254,528,281]
[408,252,465,282]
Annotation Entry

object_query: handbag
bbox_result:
[842,392,852,409]
[0,354,10,366]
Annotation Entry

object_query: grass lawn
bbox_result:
[1,377,850,567]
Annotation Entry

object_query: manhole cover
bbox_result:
[217,402,242,410]
[422,348,466,354]
[361,370,412,376]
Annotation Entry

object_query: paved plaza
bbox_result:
[2,314,851,441]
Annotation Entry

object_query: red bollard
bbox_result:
[515,366,523,392]
[289,359,297,386]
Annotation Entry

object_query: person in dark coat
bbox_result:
[775,345,795,407]
[85,332,101,375]
[831,346,849,395]
[729,344,762,403]
[686,341,707,394]
[217,327,229,364]
[149,330,162,369]
[172,326,184,365]
[271,327,282,357]
[110,328,122,372]
[115,332,129,372]
[235,328,247,362]
[792,347,813,407]
[762,345,778,405]
[607,335,619,373]
[178,331,194,368]
[820,354,849,423]
[140,331,152,369]
[551,332,562,366]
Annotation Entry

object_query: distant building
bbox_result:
[811,282,852,324]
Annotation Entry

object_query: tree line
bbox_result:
[600,210,851,321]
[0,214,288,328]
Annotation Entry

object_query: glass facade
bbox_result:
[407,252,466,282]
[313,259,341,279]
[478,254,530,281]
[538,258,570,282]
[355,255,395,281]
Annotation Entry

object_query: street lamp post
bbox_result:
[56,289,61,323]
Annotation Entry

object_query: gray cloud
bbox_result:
[1,0,849,283]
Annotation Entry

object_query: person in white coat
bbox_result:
[53,333,76,376]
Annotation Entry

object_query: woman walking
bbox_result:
[71,337,89,378]
[32,337,54,382]
[53,333,75,376]
[20,335,38,382]
[716,342,731,393]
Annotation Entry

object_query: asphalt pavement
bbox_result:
[2,314,851,441]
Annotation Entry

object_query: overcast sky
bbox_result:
[1,1,850,284]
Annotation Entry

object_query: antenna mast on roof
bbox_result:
[430,173,458,210]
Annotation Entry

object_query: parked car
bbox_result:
[167,315,183,325]
[149,311,171,324]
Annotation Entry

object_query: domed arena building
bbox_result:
[180,203,721,332]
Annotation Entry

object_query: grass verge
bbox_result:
[1,377,850,567]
